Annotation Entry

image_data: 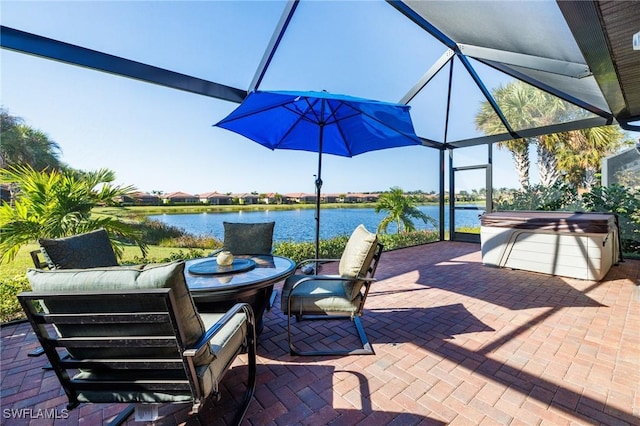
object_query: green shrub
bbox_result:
[319,235,350,258]
[0,275,30,323]
[581,184,640,256]
[127,249,207,265]
[378,230,439,250]
[273,236,349,263]
[496,182,639,257]
[494,181,580,211]
[273,231,438,263]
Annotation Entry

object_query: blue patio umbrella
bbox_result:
[214,90,422,259]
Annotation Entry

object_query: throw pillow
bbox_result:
[38,228,118,269]
[223,221,275,255]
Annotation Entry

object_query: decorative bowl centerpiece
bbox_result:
[216,250,234,266]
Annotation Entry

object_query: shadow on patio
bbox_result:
[1,242,638,425]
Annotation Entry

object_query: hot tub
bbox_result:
[481,211,620,280]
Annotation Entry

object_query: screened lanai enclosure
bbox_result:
[2,0,639,242]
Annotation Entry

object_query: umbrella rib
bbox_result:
[273,108,308,148]
[341,102,419,141]
[302,97,323,124]
[271,97,327,148]
[281,104,321,126]
[333,119,354,156]
[272,97,328,148]
[322,100,348,125]
[325,101,356,156]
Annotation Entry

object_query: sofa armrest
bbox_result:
[184,303,255,357]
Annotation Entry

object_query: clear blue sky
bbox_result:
[2,1,636,195]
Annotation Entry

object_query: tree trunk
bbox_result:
[583,167,597,191]
[511,145,530,189]
[537,142,561,186]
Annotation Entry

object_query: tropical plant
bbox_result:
[375,187,437,234]
[1,274,30,322]
[494,182,639,256]
[494,181,580,212]
[0,108,64,171]
[476,81,629,190]
[481,82,575,187]
[476,82,535,187]
[273,236,349,263]
[272,230,439,263]
[0,165,147,263]
[555,125,631,189]
[376,230,438,250]
[581,184,640,254]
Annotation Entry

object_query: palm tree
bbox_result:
[478,82,571,187]
[555,125,631,189]
[527,86,570,187]
[0,109,63,171]
[537,133,563,186]
[0,165,147,263]
[0,110,22,169]
[476,81,629,189]
[475,83,533,188]
[375,187,437,234]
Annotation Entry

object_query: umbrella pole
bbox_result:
[315,123,324,263]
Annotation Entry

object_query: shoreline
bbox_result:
[95,202,443,217]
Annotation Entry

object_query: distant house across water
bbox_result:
[344,193,379,203]
[133,192,161,205]
[233,193,260,205]
[284,193,316,204]
[162,191,199,204]
[122,190,389,206]
[115,192,161,206]
[260,193,279,204]
[322,193,340,203]
[199,191,233,205]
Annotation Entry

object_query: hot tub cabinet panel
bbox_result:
[481,212,619,281]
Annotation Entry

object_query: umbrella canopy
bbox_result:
[214,90,422,258]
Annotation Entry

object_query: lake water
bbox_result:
[149,205,484,242]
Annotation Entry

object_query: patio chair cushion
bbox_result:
[338,224,378,300]
[283,276,361,315]
[38,228,118,269]
[198,312,249,395]
[223,221,275,255]
[26,261,213,365]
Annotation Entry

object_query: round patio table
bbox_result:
[184,255,296,334]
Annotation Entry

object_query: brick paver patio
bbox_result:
[2,241,638,425]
